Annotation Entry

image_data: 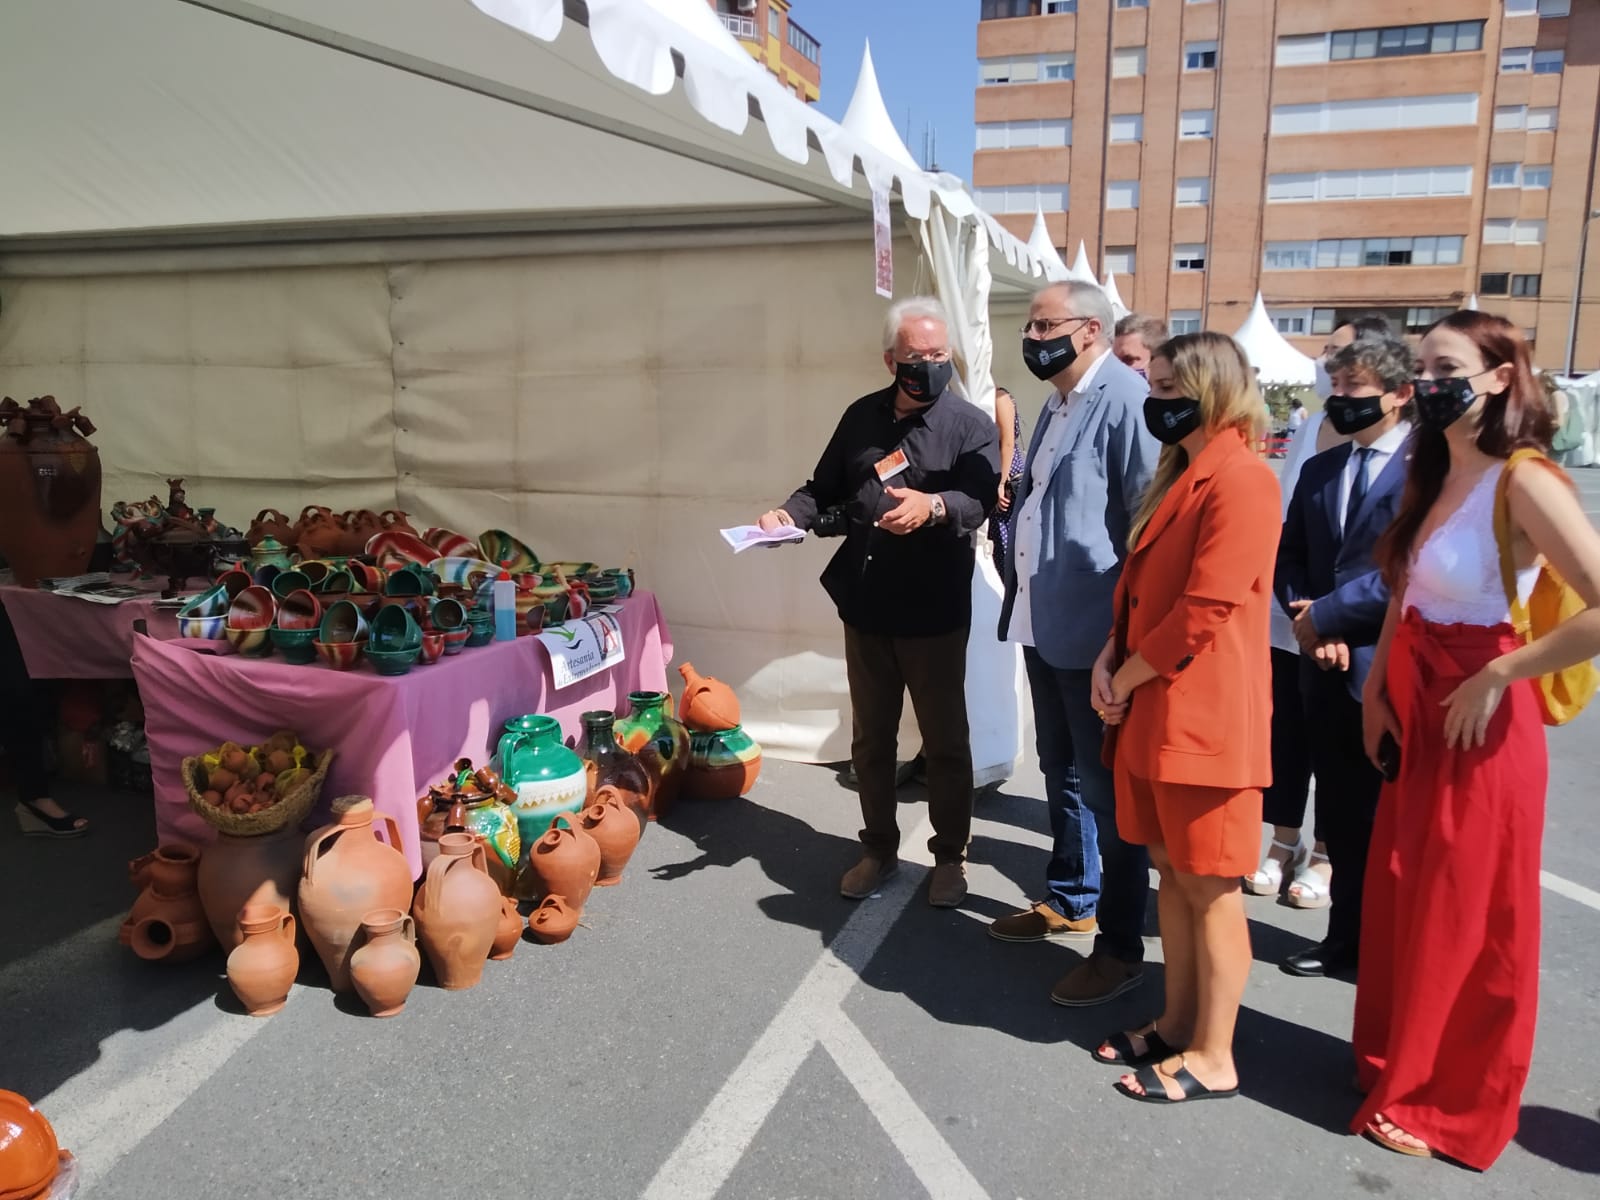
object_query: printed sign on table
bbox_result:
[536,610,625,689]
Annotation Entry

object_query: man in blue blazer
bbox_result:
[992,283,1162,1008]
[1275,334,1415,978]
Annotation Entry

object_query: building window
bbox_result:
[975,184,1070,214]
[1504,0,1536,12]
[1404,308,1455,331]
[1494,105,1526,130]
[1539,0,1572,15]
[1484,218,1546,244]
[1522,165,1552,189]
[981,0,1040,17]
[1113,47,1146,77]
[1044,0,1078,12]
[1480,272,1510,295]
[1115,0,1148,7]
[1042,55,1075,80]
[979,56,1040,84]
[1276,34,1330,67]
[1533,49,1564,74]
[975,118,1072,150]
[1180,109,1214,138]
[1273,312,1310,335]
[1311,309,1337,335]
[1501,46,1533,72]
[1109,113,1143,142]
[1175,177,1210,205]
[1527,107,1558,131]
[1266,166,1473,202]
[1173,244,1206,271]
[1185,40,1218,70]
[1169,310,1202,334]
[1105,246,1137,274]
[1269,236,1463,269]
[1513,274,1542,297]
[1490,163,1520,188]
[1106,180,1140,209]
[1263,242,1314,270]
[1325,21,1483,61]
[787,22,820,64]
[769,8,782,38]
[1272,93,1478,135]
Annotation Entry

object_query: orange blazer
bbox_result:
[1110,427,1282,789]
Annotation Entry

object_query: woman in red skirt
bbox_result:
[1357,311,1600,1167]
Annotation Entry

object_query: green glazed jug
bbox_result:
[496,715,587,851]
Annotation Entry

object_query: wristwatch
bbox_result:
[928,494,946,525]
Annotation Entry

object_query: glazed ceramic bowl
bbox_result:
[440,626,471,656]
[383,569,424,598]
[523,607,546,635]
[365,644,420,676]
[477,530,539,574]
[179,613,228,640]
[276,588,321,632]
[216,567,255,602]
[269,627,318,664]
[426,597,468,633]
[269,569,311,600]
[314,639,365,671]
[423,527,479,558]
[543,561,596,581]
[347,560,386,592]
[429,556,498,587]
[418,632,445,665]
[224,625,273,656]
[600,569,634,597]
[366,530,437,571]
[464,615,494,648]
[319,599,369,645]
[371,605,422,652]
[315,567,358,595]
[584,580,619,604]
[227,585,277,629]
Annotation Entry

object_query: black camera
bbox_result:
[812,506,850,538]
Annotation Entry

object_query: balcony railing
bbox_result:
[718,12,759,42]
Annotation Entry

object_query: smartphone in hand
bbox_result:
[1377,732,1401,783]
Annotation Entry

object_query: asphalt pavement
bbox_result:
[2,466,1598,1200]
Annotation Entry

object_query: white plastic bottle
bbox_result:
[493,568,517,641]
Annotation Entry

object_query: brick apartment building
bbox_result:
[974,0,1600,371]
[709,0,822,101]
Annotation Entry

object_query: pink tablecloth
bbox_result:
[1,579,177,678]
[131,592,673,877]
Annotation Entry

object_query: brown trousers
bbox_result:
[842,624,974,865]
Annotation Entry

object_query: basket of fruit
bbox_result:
[183,730,333,836]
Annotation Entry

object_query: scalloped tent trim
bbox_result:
[1232,293,1317,385]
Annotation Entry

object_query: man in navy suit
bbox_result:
[1274,334,1415,978]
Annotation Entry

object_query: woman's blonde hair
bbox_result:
[1127,332,1267,550]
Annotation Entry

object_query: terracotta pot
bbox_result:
[0,396,102,587]
[198,828,304,950]
[293,507,345,560]
[490,896,522,961]
[516,813,601,912]
[684,726,764,801]
[527,895,581,944]
[298,797,414,992]
[120,843,215,963]
[578,790,642,887]
[677,662,743,732]
[348,908,421,1018]
[343,509,384,556]
[226,903,298,1017]
[247,508,296,547]
[0,1090,64,1200]
[412,832,500,989]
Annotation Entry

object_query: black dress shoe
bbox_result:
[1281,939,1358,978]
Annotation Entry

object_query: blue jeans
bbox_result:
[1024,648,1149,964]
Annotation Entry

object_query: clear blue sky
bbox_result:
[795,0,977,182]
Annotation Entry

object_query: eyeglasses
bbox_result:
[896,351,953,364]
[1020,316,1090,338]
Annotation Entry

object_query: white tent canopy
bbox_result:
[1102,271,1130,321]
[1025,208,1070,283]
[1068,242,1097,285]
[1232,294,1317,386]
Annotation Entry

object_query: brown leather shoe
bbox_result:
[840,855,899,899]
[1050,951,1144,1007]
[988,901,1097,943]
[927,862,967,908]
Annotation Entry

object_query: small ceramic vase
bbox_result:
[226,903,298,1017]
[578,790,643,886]
[412,833,500,990]
[614,691,691,820]
[516,813,601,911]
[121,843,216,963]
[348,908,421,1018]
[527,895,580,944]
[497,714,588,850]
[298,797,414,992]
[684,726,764,801]
[677,662,743,732]
[490,896,522,961]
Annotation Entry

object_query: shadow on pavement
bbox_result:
[1514,1105,1600,1174]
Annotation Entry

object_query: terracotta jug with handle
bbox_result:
[298,796,413,991]
[412,832,500,989]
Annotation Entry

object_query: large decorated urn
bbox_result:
[0,396,102,586]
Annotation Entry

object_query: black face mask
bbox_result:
[1412,377,1480,432]
[894,359,954,404]
[1022,334,1078,381]
[1324,393,1389,436]
[1143,396,1203,445]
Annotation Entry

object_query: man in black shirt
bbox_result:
[758,297,1000,908]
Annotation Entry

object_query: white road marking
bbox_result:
[1542,869,1600,912]
[643,817,992,1200]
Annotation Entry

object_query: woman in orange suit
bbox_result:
[1091,332,1282,1104]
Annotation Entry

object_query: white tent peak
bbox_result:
[1068,241,1096,284]
[1102,270,1130,320]
[1462,293,1479,310]
[841,41,920,174]
[1025,206,1070,281]
[1233,293,1317,385]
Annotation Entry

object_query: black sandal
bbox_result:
[1093,1025,1179,1067]
[15,801,89,839]
[1114,1057,1239,1105]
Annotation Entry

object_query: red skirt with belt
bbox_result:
[1350,610,1546,1170]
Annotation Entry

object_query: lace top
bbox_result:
[1405,464,1539,627]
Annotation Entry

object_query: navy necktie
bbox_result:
[1344,447,1375,537]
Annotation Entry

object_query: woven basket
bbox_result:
[184,748,334,837]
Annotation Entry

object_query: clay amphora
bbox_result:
[677,662,743,732]
[614,691,691,820]
[197,827,304,951]
[120,843,216,963]
[490,896,522,961]
[0,396,102,587]
[578,790,642,887]
[412,832,500,989]
[226,903,298,1017]
[299,797,414,992]
[527,895,581,944]
[348,908,421,1017]
[516,813,601,911]
[684,726,764,801]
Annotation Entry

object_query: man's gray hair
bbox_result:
[1328,333,1416,392]
[882,296,950,351]
[1034,281,1114,344]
